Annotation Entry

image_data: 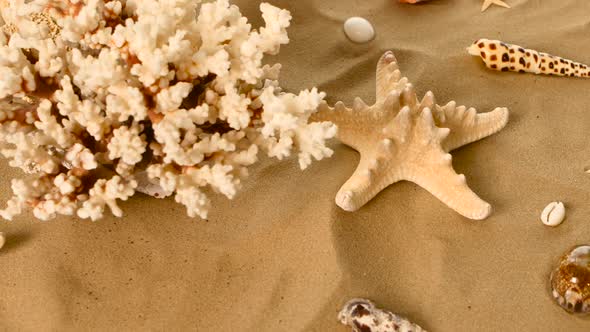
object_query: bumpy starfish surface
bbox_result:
[481,0,510,12]
[311,51,509,220]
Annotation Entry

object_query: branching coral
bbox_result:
[0,0,336,221]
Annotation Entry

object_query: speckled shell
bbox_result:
[550,245,590,314]
[339,298,426,332]
[468,39,590,78]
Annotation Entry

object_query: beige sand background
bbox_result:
[2,0,590,330]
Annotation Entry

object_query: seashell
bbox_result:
[550,245,590,314]
[468,39,590,78]
[343,17,375,44]
[0,232,5,250]
[134,171,170,199]
[540,201,566,227]
[339,298,426,332]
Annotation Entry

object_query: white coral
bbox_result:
[34,99,75,148]
[77,176,137,221]
[106,84,147,122]
[65,143,97,170]
[0,0,335,221]
[54,173,82,195]
[259,87,336,169]
[107,124,146,165]
[0,41,36,98]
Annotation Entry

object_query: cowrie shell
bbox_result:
[0,232,5,250]
[541,202,566,227]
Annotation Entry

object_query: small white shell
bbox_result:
[0,232,5,250]
[343,17,375,44]
[541,202,566,227]
[134,171,170,199]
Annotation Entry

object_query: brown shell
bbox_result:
[550,245,590,314]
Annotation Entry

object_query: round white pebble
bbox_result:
[343,17,375,44]
[540,201,566,227]
[0,232,5,250]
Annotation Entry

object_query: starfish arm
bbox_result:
[405,149,492,220]
[311,100,382,150]
[482,0,510,11]
[493,0,511,8]
[436,102,509,152]
[335,141,400,212]
[376,51,410,103]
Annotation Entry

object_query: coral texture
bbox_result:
[468,38,590,77]
[339,298,426,332]
[0,0,336,221]
[311,51,509,220]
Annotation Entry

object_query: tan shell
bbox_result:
[550,245,590,314]
[468,39,590,78]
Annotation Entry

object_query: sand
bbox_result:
[2,0,590,330]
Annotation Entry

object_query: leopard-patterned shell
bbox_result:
[468,38,590,78]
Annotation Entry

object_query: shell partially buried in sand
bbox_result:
[339,298,426,332]
[550,245,590,314]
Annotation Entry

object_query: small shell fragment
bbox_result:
[134,171,170,199]
[343,17,375,44]
[0,232,5,250]
[550,245,590,314]
[540,201,566,227]
[339,298,426,332]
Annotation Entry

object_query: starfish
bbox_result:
[481,0,510,12]
[311,51,509,220]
